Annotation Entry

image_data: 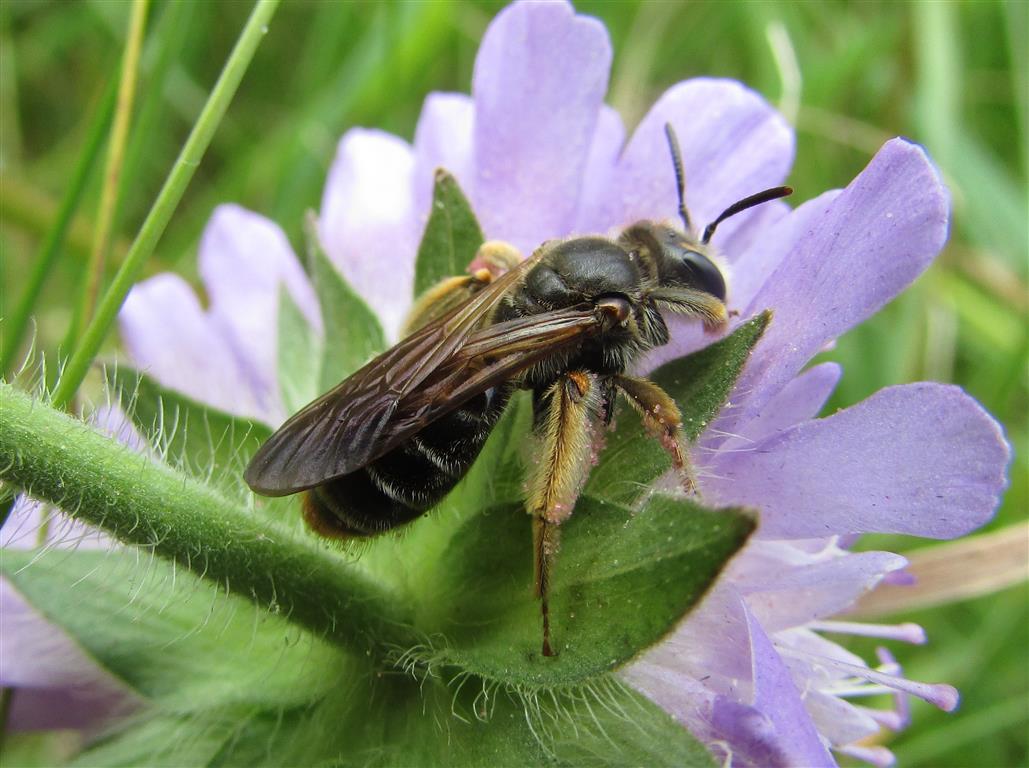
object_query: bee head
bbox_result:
[618,223,727,301]
[627,122,792,327]
[655,226,727,300]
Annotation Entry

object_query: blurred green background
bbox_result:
[1,1,1025,765]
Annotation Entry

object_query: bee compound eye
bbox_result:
[681,250,727,301]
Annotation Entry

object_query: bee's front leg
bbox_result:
[612,375,696,494]
[527,370,603,657]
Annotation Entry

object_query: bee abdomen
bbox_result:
[302,386,511,538]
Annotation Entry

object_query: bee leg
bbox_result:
[612,375,696,494]
[401,241,523,336]
[532,515,559,657]
[400,272,493,336]
[599,377,619,427]
[527,370,603,657]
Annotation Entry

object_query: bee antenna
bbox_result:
[701,186,793,245]
[663,123,693,235]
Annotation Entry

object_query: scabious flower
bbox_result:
[4,1,1008,764]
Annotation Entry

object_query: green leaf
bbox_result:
[0,548,346,710]
[80,673,712,767]
[277,286,323,414]
[549,681,716,767]
[586,313,770,506]
[303,212,386,390]
[343,676,714,768]
[71,711,246,768]
[418,494,755,687]
[2,732,77,768]
[413,169,484,296]
[105,365,271,497]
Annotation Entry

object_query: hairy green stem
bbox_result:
[0,383,414,654]
[49,0,280,412]
[71,0,150,345]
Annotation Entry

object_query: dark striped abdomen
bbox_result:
[303,385,511,538]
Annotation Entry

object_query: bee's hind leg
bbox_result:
[612,375,696,494]
[527,370,603,657]
[401,241,522,336]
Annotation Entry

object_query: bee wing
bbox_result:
[244,276,611,496]
[377,305,609,440]
[242,284,609,494]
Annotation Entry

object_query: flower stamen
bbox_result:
[808,619,926,644]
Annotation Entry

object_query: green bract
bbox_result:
[0,173,771,766]
[304,213,387,390]
[415,169,486,295]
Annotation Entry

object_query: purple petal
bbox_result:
[716,362,842,449]
[120,274,268,421]
[722,191,840,319]
[695,360,841,466]
[2,498,115,552]
[623,586,762,764]
[717,198,796,278]
[779,626,869,670]
[837,744,896,768]
[319,129,417,340]
[709,698,796,768]
[737,551,907,632]
[640,581,754,687]
[599,78,794,238]
[706,383,1009,539]
[200,204,321,334]
[727,139,950,428]
[122,207,319,425]
[472,0,611,252]
[622,80,797,373]
[1,580,142,731]
[803,690,881,751]
[639,190,835,373]
[91,403,149,453]
[199,205,322,419]
[573,105,626,234]
[0,496,114,551]
[619,659,719,740]
[413,92,475,220]
[744,605,835,767]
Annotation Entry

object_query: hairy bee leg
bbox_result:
[469,240,522,278]
[533,515,559,657]
[400,241,523,336]
[400,271,493,336]
[648,286,728,331]
[613,375,696,493]
[599,377,618,427]
[527,370,602,657]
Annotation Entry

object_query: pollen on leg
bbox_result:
[566,371,592,402]
[547,501,574,524]
[469,240,522,276]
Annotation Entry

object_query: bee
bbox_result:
[244,125,791,657]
